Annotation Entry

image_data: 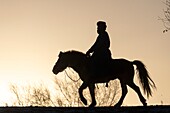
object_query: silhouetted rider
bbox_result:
[86,21,112,73]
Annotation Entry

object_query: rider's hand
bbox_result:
[86,51,91,57]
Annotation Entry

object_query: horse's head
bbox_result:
[53,50,87,75]
[52,51,69,75]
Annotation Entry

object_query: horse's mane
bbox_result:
[64,50,86,58]
[65,50,85,55]
[62,50,87,63]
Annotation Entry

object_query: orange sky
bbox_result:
[0,0,170,106]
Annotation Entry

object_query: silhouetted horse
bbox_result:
[52,50,156,107]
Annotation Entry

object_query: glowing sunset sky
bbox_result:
[0,0,170,106]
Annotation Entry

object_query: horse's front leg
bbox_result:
[79,82,88,105]
[88,84,96,107]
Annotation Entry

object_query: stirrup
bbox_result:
[105,82,109,87]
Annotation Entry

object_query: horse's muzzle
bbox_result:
[52,68,59,75]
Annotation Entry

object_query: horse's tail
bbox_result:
[132,60,156,98]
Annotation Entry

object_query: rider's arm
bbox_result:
[86,36,99,55]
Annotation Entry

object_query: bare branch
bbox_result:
[160,0,170,32]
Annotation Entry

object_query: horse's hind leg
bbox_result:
[114,81,127,108]
[127,82,147,106]
[79,82,88,105]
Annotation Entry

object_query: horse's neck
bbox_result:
[68,56,86,75]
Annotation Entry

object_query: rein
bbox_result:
[64,69,80,82]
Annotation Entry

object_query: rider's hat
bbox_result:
[97,21,107,28]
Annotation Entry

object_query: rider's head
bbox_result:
[97,21,107,34]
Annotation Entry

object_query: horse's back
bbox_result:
[110,58,134,74]
[110,58,134,80]
[111,58,132,67]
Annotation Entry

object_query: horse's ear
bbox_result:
[60,51,63,54]
[59,51,63,57]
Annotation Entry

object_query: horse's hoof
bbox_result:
[89,103,96,107]
[81,98,87,105]
[114,103,121,108]
[143,102,147,106]
[141,99,147,106]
